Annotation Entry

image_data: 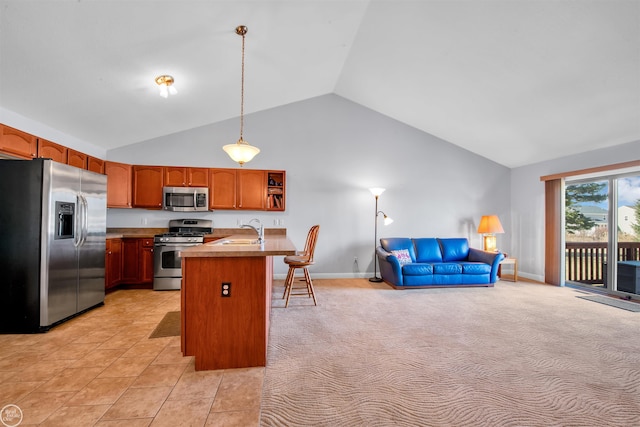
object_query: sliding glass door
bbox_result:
[565,180,609,289]
[565,174,640,295]
[614,175,640,294]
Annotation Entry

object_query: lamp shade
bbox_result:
[369,188,385,197]
[477,215,504,234]
[222,138,260,166]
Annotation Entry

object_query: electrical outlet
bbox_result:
[221,282,231,297]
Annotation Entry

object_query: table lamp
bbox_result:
[477,215,504,252]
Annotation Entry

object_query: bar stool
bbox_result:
[283,225,320,307]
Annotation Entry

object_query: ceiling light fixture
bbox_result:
[223,25,260,166]
[155,75,177,98]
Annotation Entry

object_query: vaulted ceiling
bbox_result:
[1,0,638,168]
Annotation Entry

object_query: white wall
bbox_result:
[510,139,640,283]
[107,94,511,278]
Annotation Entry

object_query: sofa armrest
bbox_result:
[468,249,505,283]
[376,246,403,286]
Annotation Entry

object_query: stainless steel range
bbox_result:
[153,219,213,290]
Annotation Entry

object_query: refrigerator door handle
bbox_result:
[79,194,89,247]
[74,194,89,247]
[74,194,83,247]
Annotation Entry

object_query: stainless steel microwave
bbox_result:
[162,187,209,212]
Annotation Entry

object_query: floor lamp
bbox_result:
[369,188,393,282]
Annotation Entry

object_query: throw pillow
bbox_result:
[391,249,412,265]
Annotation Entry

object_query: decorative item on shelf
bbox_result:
[369,187,394,282]
[155,75,177,98]
[222,25,260,166]
[477,214,504,252]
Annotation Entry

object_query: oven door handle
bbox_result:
[154,243,202,248]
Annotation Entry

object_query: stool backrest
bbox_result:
[302,225,320,262]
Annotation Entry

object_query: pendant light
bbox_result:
[223,25,260,166]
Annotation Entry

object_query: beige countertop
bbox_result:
[180,234,297,258]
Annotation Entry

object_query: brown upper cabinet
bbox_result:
[215,169,264,210]
[133,165,164,209]
[0,124,37,159]
[87,156,105,174]
[164,167,209,187]
[209,168,237,209]
[67,149,87,169]
[237,169,266,210]
[37,138,68,163]
[105,161,132,208]
[1,124,286,212]
[208,168,285,211]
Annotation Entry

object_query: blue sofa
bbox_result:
[376,237,504,288]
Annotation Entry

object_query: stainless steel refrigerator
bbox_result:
[0,158,107,333]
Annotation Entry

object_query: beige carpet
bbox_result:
[149,310,180,338]
[260,279,640,426]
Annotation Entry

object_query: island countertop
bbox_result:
[180,234,297,258]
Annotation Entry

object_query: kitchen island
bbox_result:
[180,235,297,371]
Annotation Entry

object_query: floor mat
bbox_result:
[577,295,640,312]
[149,311,181,338]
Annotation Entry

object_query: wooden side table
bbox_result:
[499,257,518,282]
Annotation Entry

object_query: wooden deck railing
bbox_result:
[565,242,640,284]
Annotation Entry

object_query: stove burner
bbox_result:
[154,219,212,244]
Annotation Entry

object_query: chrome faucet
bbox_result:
[241,218,264,243]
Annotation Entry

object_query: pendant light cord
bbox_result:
[239,31,245,141]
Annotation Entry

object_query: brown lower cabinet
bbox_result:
[105,238,122,290]
[106,237,154,289]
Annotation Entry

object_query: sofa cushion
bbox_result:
[433,263,463,274]
[402,263,433,276]
[438,238,470,262]
[391,249,412,265]
[460,262,491,275]
[380,238,416,262]
[413,238,443,263]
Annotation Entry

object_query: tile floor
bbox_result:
[0,288,263,426]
